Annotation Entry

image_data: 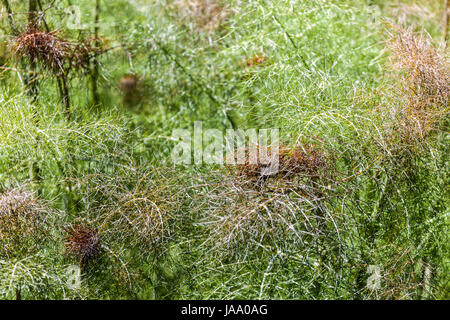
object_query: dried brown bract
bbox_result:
[64,223,101,266]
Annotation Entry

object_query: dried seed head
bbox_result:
[64,223,101,266]
[13,27,106,75]
[13,28,71,73]
[279,145,328,177]
[236,144,329,180]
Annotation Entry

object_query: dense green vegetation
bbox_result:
[0,0,448,299]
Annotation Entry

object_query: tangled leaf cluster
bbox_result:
[0,189,47,257]
[386,24,450,141]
